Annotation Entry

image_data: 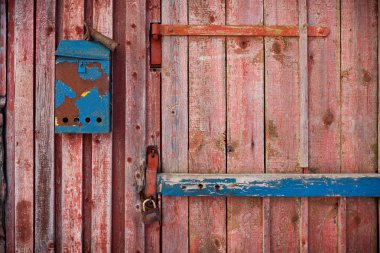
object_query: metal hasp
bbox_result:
[55,40,111,133]
[150,23,330,67]
[157,173,380,197]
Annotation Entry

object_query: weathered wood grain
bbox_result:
[35,0,56,251]
[0,0,6,251]
[13,0,34,251]
[145,1,161,252]
[5,1,15,251]
[125,0,146,251]
[161,0,189,253]
[188,0,226,252]
[226,0,264,252]
[59,0,84,252]
[111,0,126,251]
[0,0,5,97]
[308,0,341,252]
[90,1,113,252]
[341,1,378,252]
[298,1,308,252]
[145,0,162,252]
[264,0,301,251]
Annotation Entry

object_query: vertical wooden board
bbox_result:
[0,0,5,250]
[14,0,34,251]
[125,0,146,252]
[226,0,264,252]
[0,0,5,96]
[5,1,15,251]
[298,1,309,250]
[35,0,56,251]
[91,1,112,252]
[341,1,378,252]
[145,1,161,252]
[61,134,83,252]
[188,0,226,252]
[111,0,126,251]
[161,1,188,252]
[264,0,300,252]
[60,1,84,252]
[307,0,340,252]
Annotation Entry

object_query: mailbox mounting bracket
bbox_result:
[150,23,330,67]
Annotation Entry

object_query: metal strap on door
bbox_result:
[141,21,380,223]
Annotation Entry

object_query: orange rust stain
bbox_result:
[55,61,108,126]
[16,200,32,244]
[267,120,278,138]
[271,38,287,63]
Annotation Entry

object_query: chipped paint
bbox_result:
[157,173,380,197]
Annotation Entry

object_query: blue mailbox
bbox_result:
[55,40,111,133]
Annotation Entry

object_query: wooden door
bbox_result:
[158,0,378,252]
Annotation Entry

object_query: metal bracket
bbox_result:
[144,145,159,198]
[150,23,330,67]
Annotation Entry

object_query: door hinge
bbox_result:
[149,23,330,68]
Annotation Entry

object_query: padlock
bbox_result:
[142,198,161,225]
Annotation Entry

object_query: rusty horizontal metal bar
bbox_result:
[157,173,380,197]
[151,24,330,37]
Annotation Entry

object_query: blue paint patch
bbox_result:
[75,87,110,133]
[56,40,110,60]
[157,174,380,197]
[79,64,103,81]
[55,80,76,108]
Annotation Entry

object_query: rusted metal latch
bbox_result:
[140,146,161,225]
[150,23,330,68]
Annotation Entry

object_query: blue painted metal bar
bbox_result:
[157,173,380,197]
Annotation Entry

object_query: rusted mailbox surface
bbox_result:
[55,40,111,133]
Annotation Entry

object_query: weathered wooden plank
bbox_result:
[157,173,380,197]
[153,24,330,37]
[13,0,34,251]
[263,197,270,253]
[90,1,113,252]
[308,0,341,252]
[299,0,308,169]
[298,0,308,252]
[60,0,84,252]
[226,0,264,252]
[0,0,6,251]
[5,1,15,250]
[338,197,347,253]
[146,1,161,252]
[125,0,146,251]
[188,0,226,252]
[0,0,5,97]
[264,0,301,251]
[145,1,161,252]
[35,0,55,251]
[341,1,378,252]
[111,0,126,251]
[161,0,188,253]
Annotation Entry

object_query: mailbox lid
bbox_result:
[55,40,111,133]
[56,40,110,60]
